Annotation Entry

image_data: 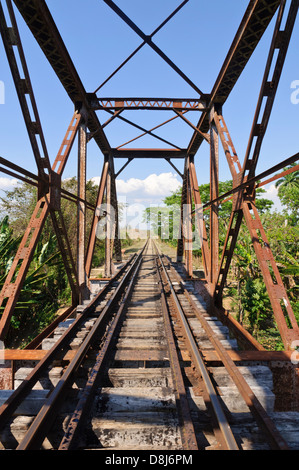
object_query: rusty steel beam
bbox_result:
[177,158,188,263]
[209,113,219,290]
[0,113,81,341]
[0,0,51,194]
[173,109,210,143]
[108,156,122,265]
[103,0,204,97]
[3,348,297,364]
[242,0,299,184]
[187,0,281,157]
[188,157,211,285]
[12,0,111,155]
[92,97,206,111]
[0,197,49,341]
[94,0,190,93]
[85,158,109,279]
[165,158,183,179]
[77,121,88,302]
[111,149,187,159]
[100,108,183,150]
[115,158,134,178]
[104,158,117,278]
[184,167,193,278]
[214,111,299,349]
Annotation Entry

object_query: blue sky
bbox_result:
[0,0,298,215]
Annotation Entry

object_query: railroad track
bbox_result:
[0,239,296,450]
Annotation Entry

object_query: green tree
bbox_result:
[147,179,298,348]
[275,163,299,224]
[0,178,107,346]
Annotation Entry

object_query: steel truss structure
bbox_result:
[0,0,298,350]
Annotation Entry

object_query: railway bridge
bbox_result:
[0,0,298,451]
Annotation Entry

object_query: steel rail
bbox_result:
[0,251,139,433]
[58,241,149,450]
[154,249,198,450]
[15,242,149,450]
[60,239,197,450]
[153,242,239,450]
[163,254,290,450]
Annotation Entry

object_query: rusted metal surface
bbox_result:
[77,122,88,301]
[93,98,206,111]
[188,157,211,283]
[155,245,239,450]
[0,251,139,439]
[84,158,109,279]
[103,0,204,97]
[13,0,111,156]
[0,0,51,187]
[111,148,187,159]
[0,0,297,421]
[209,115,219,290]
[187,0,282,157]
[94,0,190,93]
[164,252,290,450]
[3,348,297,364]
[0,112,82,340]
[242,0,299,185]
[58,244,148,450]
[155,254,198,450]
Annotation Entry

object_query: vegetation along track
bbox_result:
[0,239,297,450]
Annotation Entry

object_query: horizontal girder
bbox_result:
[91,97,207,111]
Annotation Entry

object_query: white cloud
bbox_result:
[0,177,19,191]
[116,172,181,198]
[90,172,182,201]
[262,183,283,211]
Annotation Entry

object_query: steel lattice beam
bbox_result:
[12,0,111,156]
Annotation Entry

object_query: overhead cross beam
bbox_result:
[103,0,204,97]
[92,98,206,111]
[94,0,190,93]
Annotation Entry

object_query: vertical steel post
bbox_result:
[209,110,219,292]
[77,120,88,301]
[85,158,109,279]
[104,157,115,278]
[110,158,122,263]
[185,167,193,278]
[188,156,211,285]
[177,157,188,263]
[0,113,81,340]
